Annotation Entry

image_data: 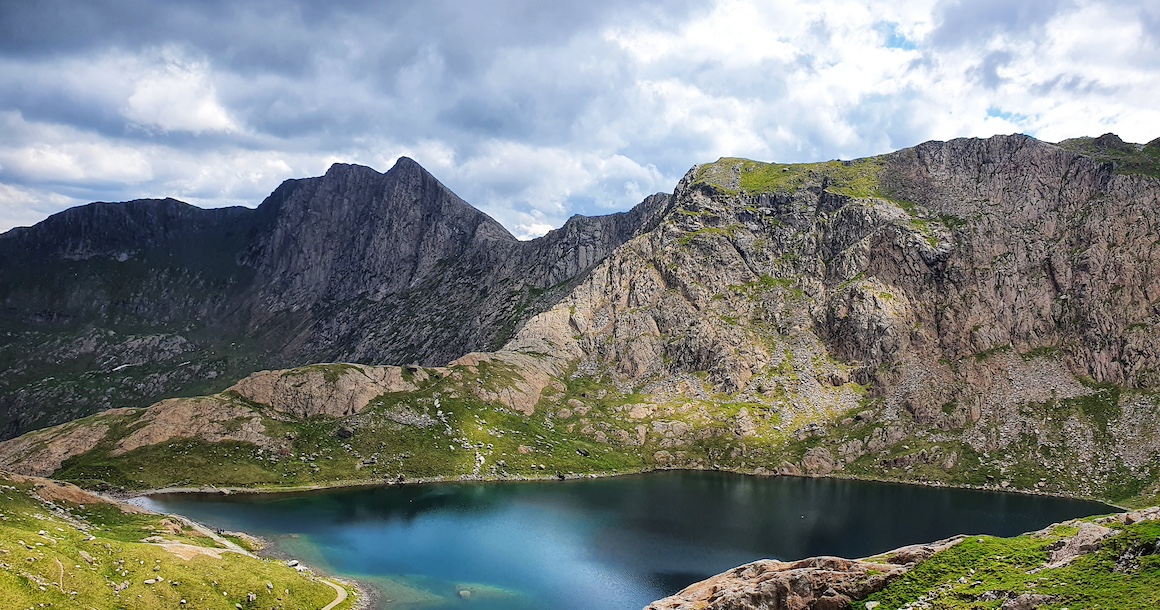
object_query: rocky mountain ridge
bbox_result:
[2,133,1160,512]
[0,158,669,437]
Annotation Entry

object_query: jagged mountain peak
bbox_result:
[0,158,670,436]
[264,157,516,242]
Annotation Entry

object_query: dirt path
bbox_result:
[320,578,348,610]
[168,514,254,555]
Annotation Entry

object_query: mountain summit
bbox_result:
[0,158,669,436]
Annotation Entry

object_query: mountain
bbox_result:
[0,159,669,438]
[2,133,1160,510]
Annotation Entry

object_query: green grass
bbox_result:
[0,475,353,610]
[1072,379,1122,436]
[693,156,890,198]
[973,344,1013,362]
[859,520,1160,609]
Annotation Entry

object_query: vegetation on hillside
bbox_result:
[1058,135,1160,179]
[692,156,889,198]
[859,517,1160,610]
[0,474,353,610]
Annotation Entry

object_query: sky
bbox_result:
[1,1,1158,238]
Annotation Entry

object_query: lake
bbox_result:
[137,472,1114,610]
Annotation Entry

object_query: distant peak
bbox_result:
[323,162,382,179]
[387,156,434,178]
[1092,133,1132,153]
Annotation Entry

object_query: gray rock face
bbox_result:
[880,135,1160,386]
[495,133,1160,495]
[646,538,962,610]
[0,158,669,437]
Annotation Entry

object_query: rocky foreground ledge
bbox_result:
[648,508,1160,610]
[646,538,962,610]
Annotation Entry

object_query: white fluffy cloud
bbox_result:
[0,0,1157,236]
[124,50,237,134]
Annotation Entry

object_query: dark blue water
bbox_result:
[138,472,1114,609]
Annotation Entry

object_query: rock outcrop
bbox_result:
[648,506,1160,610]
[110,396,273,456]
[229,363,434,418]
[0,417,119,477]
[647,537,962,610]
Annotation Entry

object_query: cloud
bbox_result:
[0,0,1158,236]
[0,183,82,230]
[124,49,237,134]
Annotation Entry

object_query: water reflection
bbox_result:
[141,472,1114,610]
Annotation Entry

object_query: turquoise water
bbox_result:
[139,472,1113,609]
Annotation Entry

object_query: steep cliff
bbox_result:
[0,159,669,437]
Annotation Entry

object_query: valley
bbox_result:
[2,132,1160,608]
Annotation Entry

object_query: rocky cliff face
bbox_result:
[0,158,669,437]
[490,133,1160,501]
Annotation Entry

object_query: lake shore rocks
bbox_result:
[646,537,963,610]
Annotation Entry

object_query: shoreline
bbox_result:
[114,467,1128,610]
[116,464,1127,511]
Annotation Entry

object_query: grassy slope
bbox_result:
[50,358,860,494]
[692,156,888,198]
[44,358,1160,510]
[0,474,353,610]
[54,367,651,492]
[859,518,1160,610]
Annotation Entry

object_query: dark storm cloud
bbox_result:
[0,0,683,144]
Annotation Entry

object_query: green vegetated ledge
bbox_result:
[0,473,354,610]
[696,134,1160,200]
[685,154,955,250]
[1058,134,1160,179]
[692,155,890,199]
[857,514,1160,610]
